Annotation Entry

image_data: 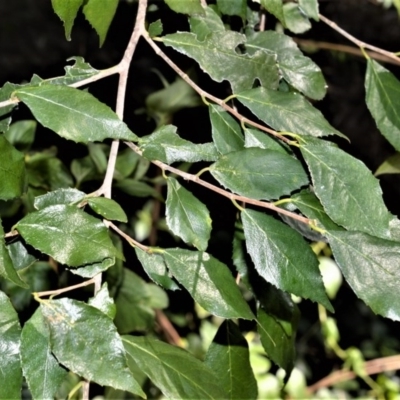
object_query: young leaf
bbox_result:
[328,230,400,321]
[0,291,22,400]
[300,142,392,238]
[4,120,36,152]
[88,283,116,319]
[148,20,163,38]
[163,248,255,319]
[209,148,308,200]
[236,87,347,139]
[375,152,400,176]
[20,308,67,400]
[164,0,205,15]
[123,335,228,399]
[244,128,290,154]
[40,298,145,397]
[162,31,279,93]
[190,6,225,41]
[51,0,83,40]
[365,59,400,152]
[209,105,244,154]
[16,204,123,267]
[88,197,128,223]
[241,209,333,310]
[204,320,258,399]
[34,188,85,210]
[166,178,212,251]
[15,85,137,143]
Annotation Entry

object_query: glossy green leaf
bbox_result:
[236,87,346,139]
[283,3,311,33]
[246,31,326,100]
[244,128,290,154]
[68,257,115,278]
[16,205,122,267]
[163,248,255,319]
[0,82,19,133]
[164,0,205,15]
[0,135,26,200]
[216,0,246,18]
[209,105,244,154]
[51,0,83,40]
[4,120,36,152]
[135,248,179,291]
[21,308,67,400]
[209,148,308,200]
[7,240,37,271]
[299,0,319,21]
[300,142,391,238]
[162,31,279,92]
[15,85,137,143]
[190,6,225,41]
[88,283,116,319]
[140,125,218,164]
[40,298,145,396]
[328,230,400,321]
[0,291,22,399]
[82,0,119,46]
[88,197,128,222]
[242,209,332,310]
[365,59,400,151]
[375,152,400,175]
[166,178,212,251]
[123,335,228,399]
[148,20,163,38]
[34,188,85,210]
[260,0,285,25]
[204,320,258,399]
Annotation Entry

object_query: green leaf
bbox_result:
[244,128,290,154]
[209,148,308,200]
[162,31,279,92]
[115,179,161,199]
[135,248,180,291]
[246,31,326,100]
[328,230,400,321]
[365,59,400,152]
[7,240,37,271]
[283,3,312,34]
[68,257,115,278]
[163,248,255,319]
[204,320,258,399]
[15,85,137,143]
[40,298,145,397]
[34,188,85,210]
[299,0,319,21]
[216,0,247,18]
[260,0,285,26]
[0,135,26,200]
[148,19,163,38]
[82,0,119,46]
[88,283,116,319]
[0,291,22,399]
[209,105,244,154]
[166,178,212,251]
[16,205,122,267]
[114,148,140,180]
[300,142,391,238]
[21,308,67,400]
[71,156,98,186]
[88,142,108,173]
[123,335,228,399]
[51,0,83,40]
[4,120,36,152]
[88,197,128,223]
[190,6,225,41]
[375,152,400,175]
[0,82,19,133]
[140,125,218,164]
[164,0,205,15]
[236,87,346,139]
[241,209,332,310]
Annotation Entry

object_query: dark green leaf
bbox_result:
[328,230,400,321]
[88,142,108,173]
[88,197,128,223]
[283,3,311,33]
[216,0,246,18]
[260,0,285,26]
[163,248,255,319]
[0,82,19,133]
[244,128,290,154]
[242,209,332,310]
[16,205,122,267]
[299,0,319,21]
[0,291,22,399]
[123,335,228,399]
[15,85,137,143]
[34,188,85,210]
[236,87,346,139]
[68,257,115,278]
[71,156,98,186]
[40,298,145,396]
[4,120,36,152]
[88,283,116,319]
[115,179,161,199]
[148,20,163,38]
[205,320,258,399]
[50,0,83,40]
[164,0,205,15]
[21,308,67,400]
[190,6,225,41]
[114,148,140,180]
[300,142,391,238]
[210,148,308,200]
[166,178,212,251]
[7,240,37,271]
[162,31,279,92]
[375,152,400,176]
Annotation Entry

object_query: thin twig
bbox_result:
[34,277,96,297]
[81,381,90,400]
[156,310,183,346]
[108,221,151,252]
[4,230,18,238]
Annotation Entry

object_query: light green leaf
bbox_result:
[166,178,212,251]
[82,0,119,46]
[16,205,122,267]
[299,0,319,21]
[164,0,205,15]
[4,120,36,152]
[15,85,137,143]
[162,31,279,92]
[375,152,400,175]
[148,20,163,38]
[246,31,326,100]
[88,283,116,319]
[260,0,285,25]
[205,320,258,399]
[0,291,22,399]
[365,59,400,151]
[236,87,346,139]
[244,128,290,154]
[34,188,85,210]
[328,230,400,321]
[190,6,225,41]
[123,335,228,399]
[163,248,255,319]
[51,0,84,40]
[0,135,26,200]
[283,3,312,33]
[88,197,128,223]
[209,105,244,154]
[21,308,67,400]
[242,209,332,310]
[300,142,391,238]
[209,148,308,200]
[216,0,247,18]
[40,298,145,397]
[68,257,115,278]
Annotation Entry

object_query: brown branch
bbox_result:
[34,277,96,297]
[108,221,151,252]
[156,310,183,347]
